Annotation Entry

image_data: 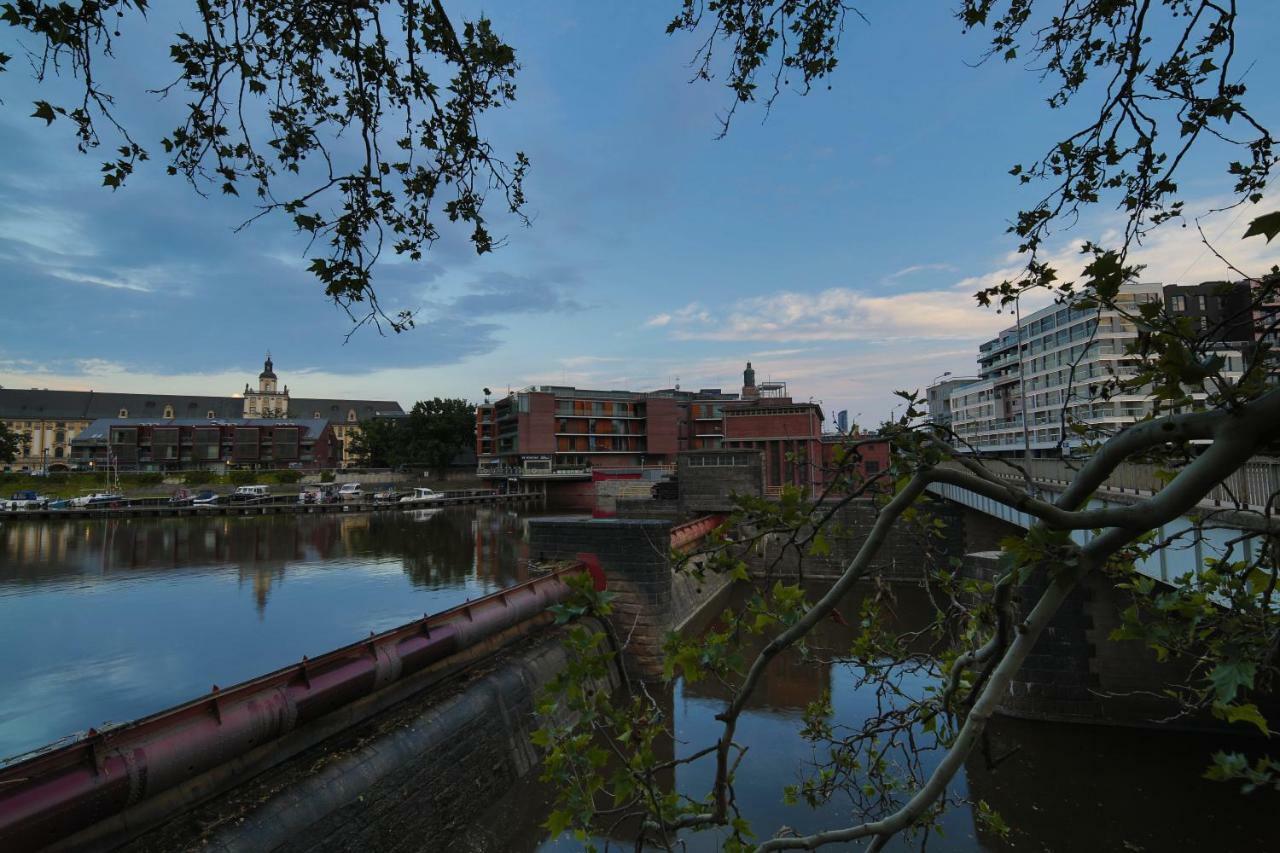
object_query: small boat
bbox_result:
[70,492,126,508]
[399,487,443,505]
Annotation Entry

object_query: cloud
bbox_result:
[444,269,585,317]
[884,262,956,281]
[648,288,1008,343]
[643,301,710,328]
[46,268,155,293]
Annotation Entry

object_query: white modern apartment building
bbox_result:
[947,282,1248,456]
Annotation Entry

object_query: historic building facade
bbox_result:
[1,354,403,471]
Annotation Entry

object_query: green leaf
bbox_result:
[544,808,572,838]
[1208,661,1256,704]
[1216,702,1271,736]
[1243,211,1280,243]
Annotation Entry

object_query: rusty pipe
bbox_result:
[0,565,597,851]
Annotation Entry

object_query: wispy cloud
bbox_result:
[884,262,956,281]
[46,268,154,293]
[647,288,1007,343]
[643,301,710,328]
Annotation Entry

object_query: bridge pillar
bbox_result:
[527,517,673,678]
[962,552,1215,729]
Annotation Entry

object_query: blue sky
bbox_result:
[2,2,1278,423]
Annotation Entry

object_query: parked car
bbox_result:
[337,483,364,502]
[191,490,221,507]
[232,485,271,502]
[6,490,49,510]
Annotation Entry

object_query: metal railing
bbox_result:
[953,457,1280,512]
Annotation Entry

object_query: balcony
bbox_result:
[477,464,592,480]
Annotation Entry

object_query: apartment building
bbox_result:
[948,281,1253,456]
[70,418,339,470]
[475,363,825,494]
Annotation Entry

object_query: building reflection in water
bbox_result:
[0,507,535,616]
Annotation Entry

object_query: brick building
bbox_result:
[476,363,827,495]
[70,418,339,471]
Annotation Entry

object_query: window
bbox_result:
[1170,295,1186,312]
[118,409,128,418]
[207,411,216,419]
[163,405,174,419]
[347,409,357,422]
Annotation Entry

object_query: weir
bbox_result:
[0,515,731,852]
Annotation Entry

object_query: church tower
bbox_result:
[259,353,277,394]
[243,352,290,418]
[741,361,758,400]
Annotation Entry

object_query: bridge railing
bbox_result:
[953,456,1280,512]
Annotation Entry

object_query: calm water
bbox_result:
[466,584,1273,852]
[0,507,551,759]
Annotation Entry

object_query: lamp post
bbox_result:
[1014,292,1034,483]
[929,371,952,428]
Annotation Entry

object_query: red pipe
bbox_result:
[670,514,727,553]
[0,565,593,851]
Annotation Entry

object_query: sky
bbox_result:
[2,2,1278,425]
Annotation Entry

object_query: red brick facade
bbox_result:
[475,366,835,495]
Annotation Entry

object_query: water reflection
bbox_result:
[467,582,1273,852]
[0,507,547,759]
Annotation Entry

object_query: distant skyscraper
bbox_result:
[835,410,849,433]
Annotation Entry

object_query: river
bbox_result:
[0,506,547,760]
[2,514,1272,850]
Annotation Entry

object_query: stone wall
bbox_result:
[677,450,764,514]
[526,517,736,677]
[615,497,682,519]
[748,497,965,583]
[962,552,1209,728]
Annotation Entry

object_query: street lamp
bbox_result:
[1014,292,1032,465]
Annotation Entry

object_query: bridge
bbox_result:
[928,456,1279,584]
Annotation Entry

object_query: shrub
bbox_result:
[228,470,256,485]
[320,470,336,483]
[272,469,303,484]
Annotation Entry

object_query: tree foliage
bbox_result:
[2,0,528,332]
[0,421,20,464]
[348,397,473,475]
[5,1,1280,850]
[533,2,1280,851]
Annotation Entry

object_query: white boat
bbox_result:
[399,487,443,505]
[70,492,126,508]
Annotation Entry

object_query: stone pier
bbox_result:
[526,517,736,678]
